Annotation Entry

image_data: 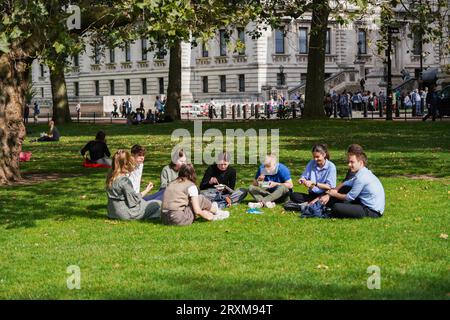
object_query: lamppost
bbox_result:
[279,65,285,86]
[385,25,399,121]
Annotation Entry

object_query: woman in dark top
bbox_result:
[37,120,60,142]
[81,131,112,166]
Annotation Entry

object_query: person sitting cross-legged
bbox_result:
[106,150,162,221]
[199,151,248,208]
[290,144,336,204]
[80,131,112,166]
[319,144,385,218]
[161,164,229,226]
[248,154,293,208]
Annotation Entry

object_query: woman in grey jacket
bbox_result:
[106,150,161,220]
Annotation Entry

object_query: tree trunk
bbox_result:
[165,39,182,121]
[303,0,330,119]
[0,52,29,185]
[49,51,72,124]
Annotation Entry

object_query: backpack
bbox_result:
[299,201,330,219]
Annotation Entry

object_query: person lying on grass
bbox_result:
[80,131,112,166]
[106,150,161,221]
[290,144,336,204]
[248,153,293,209]
[161,163,229,226]
[312,144,385,218]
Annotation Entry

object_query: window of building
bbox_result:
[74,82,79,97]
[73,54,79,67]
[158,77,164,94]
[237,28,245,55]
[219,30,227,56]
[298,27,308,54]
[275,29,285,54]
[109,48,115,63]
[41,87,44,98]
[95,80,100,96]
[142,78,147,95]
[220,75,226,92]
[40,64,45,77]
[94,45,101,64]
[110,80,115,95]
[125,43,131,62]
[358,29,367,55]
[325,28,331,54]
[125,79,130,95]
[141,39,148,60]
[238,74,245,92]
[202,76,208,93]
[202,41,209,57]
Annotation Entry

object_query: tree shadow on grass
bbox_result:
[65,272,449,300]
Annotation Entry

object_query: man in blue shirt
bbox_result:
[326,144,385,218]
[248,154,293,208]
[291,144,337,204]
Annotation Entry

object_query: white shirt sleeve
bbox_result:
[128,163,143,194]
[187,185,199,197]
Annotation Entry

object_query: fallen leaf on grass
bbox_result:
[104,220,118,225]
[414,217,422,222]
[80,195,87,199]
[316,264,329,270]
[439,233,448,239]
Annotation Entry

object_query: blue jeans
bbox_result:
[415,101,422,115]
[144,188,165,201]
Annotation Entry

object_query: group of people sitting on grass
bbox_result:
[93,134,385,225]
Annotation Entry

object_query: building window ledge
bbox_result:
[196,57,211,65]
[232,55,247,63]
[90,64,101,71]
[105,63,116,70]
[273,54,290,63]
[121,62,133,69]
[137,61,149,68]
[214,56,228,64]
[154,59,166,67]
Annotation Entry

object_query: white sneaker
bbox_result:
[211,201,219,213]
[265,201,276,209]
[212,210,230,221]
[248,202,263,209]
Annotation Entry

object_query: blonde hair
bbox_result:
[106,150,136,188]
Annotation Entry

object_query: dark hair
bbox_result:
[312,144,330,160]
[95,131,106,141]
[169,148,186,169]
[347,144,367,165]
[177,163,197,184]
[131,144,146,156]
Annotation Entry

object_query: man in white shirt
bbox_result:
[128,145,153,195]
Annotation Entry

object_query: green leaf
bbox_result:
[0,33,10,53]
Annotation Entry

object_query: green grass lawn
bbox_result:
[0,119,449,299]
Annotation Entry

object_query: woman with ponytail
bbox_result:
[106,150,161,220]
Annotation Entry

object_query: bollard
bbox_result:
[292,103,296,119]
[232,104,236,120]
[363,103,368,118]
[243,104,247,119]
[237,104,241,118]
[221,105,225,119]
[379,104,383,117]
[255,104,260,119]
[395,102,400,117]
[251,103,255,117]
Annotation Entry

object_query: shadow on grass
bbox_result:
[64,272,450,300]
